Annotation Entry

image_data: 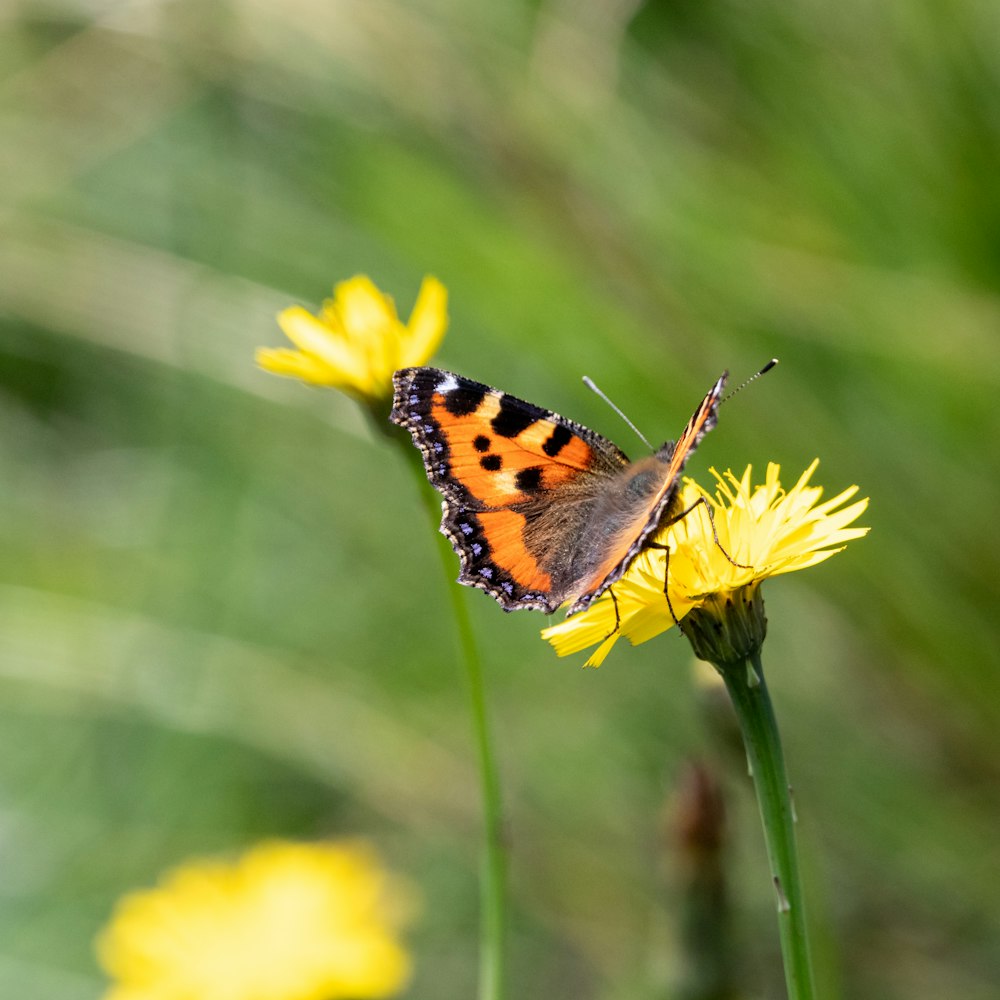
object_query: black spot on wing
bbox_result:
[515,467,543,492]
[473,434,491,453]
[480,454,503,472]
[441,507,553,611]
[491,395,547,438]
[542,423,573,457]
[444,384,486,416]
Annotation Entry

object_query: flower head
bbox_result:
[542,460,868,667]
[96,840,413,1000]
[257,275,447,403]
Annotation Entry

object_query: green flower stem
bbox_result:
[717,651,816,1000]
[399,442,506,1000]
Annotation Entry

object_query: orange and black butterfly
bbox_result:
[390,368,726,615]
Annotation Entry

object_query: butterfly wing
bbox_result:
[391,367,629,612]
[565,372,728,615]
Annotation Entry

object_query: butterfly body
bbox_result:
[390,367,726,616]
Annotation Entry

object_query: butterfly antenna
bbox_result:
[582,376,654,451]
[722,358,779,404]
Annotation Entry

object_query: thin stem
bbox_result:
[400,443,506,1000]
[717,651,816,1000]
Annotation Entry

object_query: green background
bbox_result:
[1,1,998,997]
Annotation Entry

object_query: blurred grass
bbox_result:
[1,1,999,997]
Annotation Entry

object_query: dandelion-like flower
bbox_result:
[542,460,868,667]
[257,275,447,403]
[96,840,413,1000]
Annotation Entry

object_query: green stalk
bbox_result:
[717,650,816,1000]
[399,442,506,1000]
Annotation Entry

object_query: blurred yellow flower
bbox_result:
[542,460,869,667]
[257,275,448,402]
[97,840,413,1000]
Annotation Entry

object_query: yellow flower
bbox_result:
[96,840,413,1000]
[257,275,448,402]
[542,460,869,667]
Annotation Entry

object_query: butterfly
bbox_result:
[390,367,726,617]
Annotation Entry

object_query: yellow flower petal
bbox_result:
[541,461,869,665]
[329,276,400,344]
[96,840,413,1000]
[399,276,448,368]
[257,275,448,403]
[327,276,402,386]
[276,306,374,394]
[255,346,351,388]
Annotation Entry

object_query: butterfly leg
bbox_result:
[587,587,624,648]
[662,496,753,570]
[602,587,622,642]
[646,542,684,629]
[646,496,752,635]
